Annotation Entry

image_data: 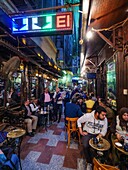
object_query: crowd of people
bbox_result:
[20,86,99,137]
[36,86,127,170]
[1,86,128,170]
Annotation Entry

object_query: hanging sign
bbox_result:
[11,12,73,37]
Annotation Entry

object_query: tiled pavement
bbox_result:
[21,116,86,170]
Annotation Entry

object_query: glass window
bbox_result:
[107,59,117,109]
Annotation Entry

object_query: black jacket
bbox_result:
[21,104,32,119]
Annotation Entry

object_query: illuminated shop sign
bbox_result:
[11,12,73,36]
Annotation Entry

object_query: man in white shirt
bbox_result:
[29,98,39,115]
[77,106,108,170]
[22,100,38,137]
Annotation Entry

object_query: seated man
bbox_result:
[22,99,38,137]
[29,98,40,116]
[90,92,97,102]
[77,97,87,114]
[65,97,83,124]
[29,98,44,126]
[77,106,108,170]
[85,96,95,113]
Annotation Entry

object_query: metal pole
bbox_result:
[9,3,80,16]
[47,105,50,127]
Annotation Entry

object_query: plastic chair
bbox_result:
[93,157,119,170]
[65,117,81,148]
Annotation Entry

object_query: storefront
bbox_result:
[106,55,117,110]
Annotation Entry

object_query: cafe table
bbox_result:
[114,139,128,156]
[89,138,111,163]
[89,138,111,151]
[7,128,26,170]
[114,139,128,169]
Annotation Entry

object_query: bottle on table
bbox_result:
[41,108,43,114]
[44,107,47,114]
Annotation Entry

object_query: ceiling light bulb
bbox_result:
[86,31,93,39]
[79,39,83,45]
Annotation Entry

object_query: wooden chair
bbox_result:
[93,157,119,170]
[65,117,81,148]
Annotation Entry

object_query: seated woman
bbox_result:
[110,107,128,167]
[111,107,128,141]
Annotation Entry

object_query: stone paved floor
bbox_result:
[20,115,86,170]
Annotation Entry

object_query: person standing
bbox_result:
[53,87,63,123]
[77,106,107,170]
[39,87,52,108]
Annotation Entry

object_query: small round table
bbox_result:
[89,138,110,151]
[114,140,128,169]
[114,140,128,156]
[39,111,49,131]
[7,128,26,139]
[89,138,111,163]
[7,128,26,170]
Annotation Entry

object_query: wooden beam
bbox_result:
[0,35,8,37]
[96,31,116,49]
[96,31,122,51]
[87,55,98,59]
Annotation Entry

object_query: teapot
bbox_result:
[93,137,98,145]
